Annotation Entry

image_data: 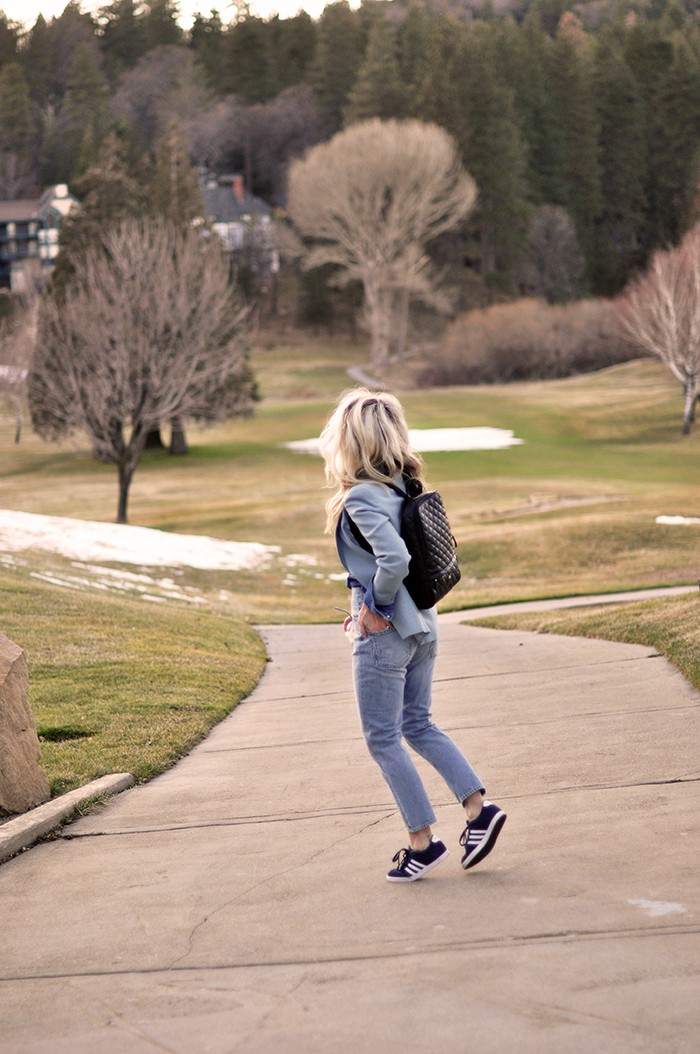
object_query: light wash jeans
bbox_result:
[351,588,483,832]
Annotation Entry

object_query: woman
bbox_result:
[320,388,506,882]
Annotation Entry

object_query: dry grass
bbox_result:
[2,356,700,622]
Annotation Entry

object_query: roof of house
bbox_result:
[0,200,41,222]
[0,185,80,225]
[202,175,272,224]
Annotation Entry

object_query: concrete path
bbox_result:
[441,584,699,623]
[1,617,699,1053]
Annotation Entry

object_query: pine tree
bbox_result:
[0,63,33,157]
[308,1,363,130]
[592,35,647,292]
[647,35,700,246]
[528,0,573,37]
[412,16,465,134]
[458,27,530,276]
[551,13,602,265]
[43,2,98,104]
[344,18,409,125]
[222,16,276,103]
[272,12,316,92]
[21,15,55,108]
[60,43,110,182]
[0,61,36,199]
[52,130,148,288]
[148,122,203,228]
[397,2,436,103]
[98,0,148,79]
[0,12,20,69]
[495,13,566,206]
[190,10,227,93]
[142,0,183,50]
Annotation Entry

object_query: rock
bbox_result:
[0,633,50,815]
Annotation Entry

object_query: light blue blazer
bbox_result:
[335,479,438,643]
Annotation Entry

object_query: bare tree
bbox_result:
[0,260,42,442]
[522,205,586,304]
[287,119,477,367]
[0,151,39,201]
[28,220,256,523]
[617,225,700,434]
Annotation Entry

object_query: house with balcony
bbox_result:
[200,171,279,276]
[0,184,80,292]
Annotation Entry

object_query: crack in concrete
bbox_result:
[2,920,698,985]
[56,774,699,842]
[226,971,309,1054]
[165,812,393,974]
[200,700,700,754]
[67,980,180,1054]
[245,653,669,706]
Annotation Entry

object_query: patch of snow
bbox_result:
[280,553,318,567]
[0,509,279,570]
[656,515,700,526]
[0,365,27,382]
[71,563,157,584]
[628,899,686,918]
[285,427,525,456]
[30,572,84,591]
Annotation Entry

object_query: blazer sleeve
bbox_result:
[344,483,410,606]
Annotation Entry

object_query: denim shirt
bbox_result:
[335,479,438,643]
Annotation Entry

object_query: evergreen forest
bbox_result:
[2,0,700,299]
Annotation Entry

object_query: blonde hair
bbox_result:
[320,387,425,531]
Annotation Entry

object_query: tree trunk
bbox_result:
[480,224,497,274]
[682,375,697,434]
[14,399,21,444]
[270,270,278,316]
[169,416,189,455]
[395,288,410,364]
[116,461,134,524]
[367,281,391,367]
[144,426,165,449]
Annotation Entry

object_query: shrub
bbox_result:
[420,297,638,386]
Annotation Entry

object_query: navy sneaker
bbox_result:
[460,801,506,870]
[387,837,449,882]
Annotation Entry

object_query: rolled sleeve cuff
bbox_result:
[364,577,395,621]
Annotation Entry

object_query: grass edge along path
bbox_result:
[468,592,700,691]
[0,567,267,798]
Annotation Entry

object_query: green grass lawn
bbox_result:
[2,341,700,797]
[0,564,266,796]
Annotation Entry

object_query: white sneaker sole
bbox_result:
[461,811,506,870]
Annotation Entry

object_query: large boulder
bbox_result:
[0,634,50,815]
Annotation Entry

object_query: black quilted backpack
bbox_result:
[346,476,461,610]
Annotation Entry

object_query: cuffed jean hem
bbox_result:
[407,817,437,834]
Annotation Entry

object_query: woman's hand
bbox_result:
[357,602,391,638]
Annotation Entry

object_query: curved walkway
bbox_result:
[1,613,699,1053]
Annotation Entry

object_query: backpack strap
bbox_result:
[345,510,373,553]
[344,477,423,552]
